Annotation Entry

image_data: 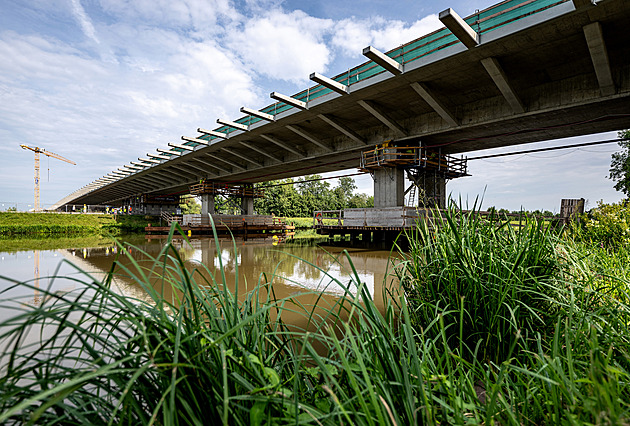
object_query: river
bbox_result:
[0,235,400,325]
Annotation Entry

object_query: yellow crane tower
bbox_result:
[20,144,76,211]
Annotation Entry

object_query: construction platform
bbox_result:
[312,207,437,245]
[145,213,295,240]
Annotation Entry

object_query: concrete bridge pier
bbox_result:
[241,184,255,215]
[374,167,447,209]
[201,194,215,224]
[373,168,405,208]
[241,196,254,215]
[418,174,446,209]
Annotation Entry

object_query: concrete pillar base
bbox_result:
[201,194,215,224]
[374,168,405,208]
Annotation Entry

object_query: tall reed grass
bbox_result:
[0,215,628,424]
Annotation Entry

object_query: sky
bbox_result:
[0,0,626,213]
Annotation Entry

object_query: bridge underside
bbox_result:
[56,0,630,208]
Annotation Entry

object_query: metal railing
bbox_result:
[359,146,468,177]
[189,182,264,198]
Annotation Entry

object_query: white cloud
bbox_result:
[227,9,334,83]
[69,0,100,44]
[98,0,239,34]
[332,14,442,56]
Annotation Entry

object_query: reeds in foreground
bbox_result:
[0,216,629,425]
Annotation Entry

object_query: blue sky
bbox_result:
[0,0,625,213]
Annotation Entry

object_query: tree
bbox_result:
[332,177,357,210]
[254,179,300,216]
[609,130,630,197]
[180,196,201,214]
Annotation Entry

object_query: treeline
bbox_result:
[253,175,373,217]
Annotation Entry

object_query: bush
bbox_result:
[577,200,630,248]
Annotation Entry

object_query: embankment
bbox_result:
[0,213,156,237]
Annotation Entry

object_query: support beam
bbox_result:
[131,176,161,189]
[147,153,170,160]
[583,22,615,97]
[217,118,248,132]
[157,148,181,157]
[259,134,306,156]
[138,157,161,164]
[167,165,198,179]
[117,168,133,174]
[153,170,188,185]
[123,165,143,171]
[142,172,176,186]
[286,125,334,152]
[309,72,349,95]
[205,153,246,171]
[270,92,307,110]
[198,128,228,139]
[221,147,264,167]
[137,175,169,187]
[178,161,214,176]
[181,136,210,146]
[239,141,283,163]
[362,46,403,75]
[168,143,194,151]
[193,157,230,174]
[317,114,366,145]
[130,162,149,168]
[439,8,479,49]
[357,100,407,138]
[409,82,459,127]
[240,107,275,122]
[480,57,525,114]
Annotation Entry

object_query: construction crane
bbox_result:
[20,144,76,211]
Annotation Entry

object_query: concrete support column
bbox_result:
[201,194,215,220]
[419,175,447,209]
[374,168,405,208]
[242,197,254,215]
[241,184,255,215]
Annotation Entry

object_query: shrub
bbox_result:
[577,200,630,248]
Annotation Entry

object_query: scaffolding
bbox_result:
[359,144,469,208]
[189,182,264,198]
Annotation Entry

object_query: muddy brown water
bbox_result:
[0,236,401,330]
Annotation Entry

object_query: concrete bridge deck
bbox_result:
[54,0,630,209]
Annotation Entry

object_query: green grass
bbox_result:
[0,214,628,424]
[0,234,115,253]
[0,213,156,236]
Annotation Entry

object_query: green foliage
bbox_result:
[609,130,630,196]
[179,196,201,214]
[0,212,154,236]
[255,176,372,217]
[398,206,563,364]
[254,178,301,216]
[1,221,629,424]
[576,200,630,248]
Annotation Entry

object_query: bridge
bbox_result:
[53,0,630,214]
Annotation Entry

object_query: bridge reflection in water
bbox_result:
[55,237,400,331]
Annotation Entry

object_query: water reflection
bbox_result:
[2,237,399,328]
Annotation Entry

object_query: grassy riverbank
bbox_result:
[0,212,155,237]
[0,212,628,424]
